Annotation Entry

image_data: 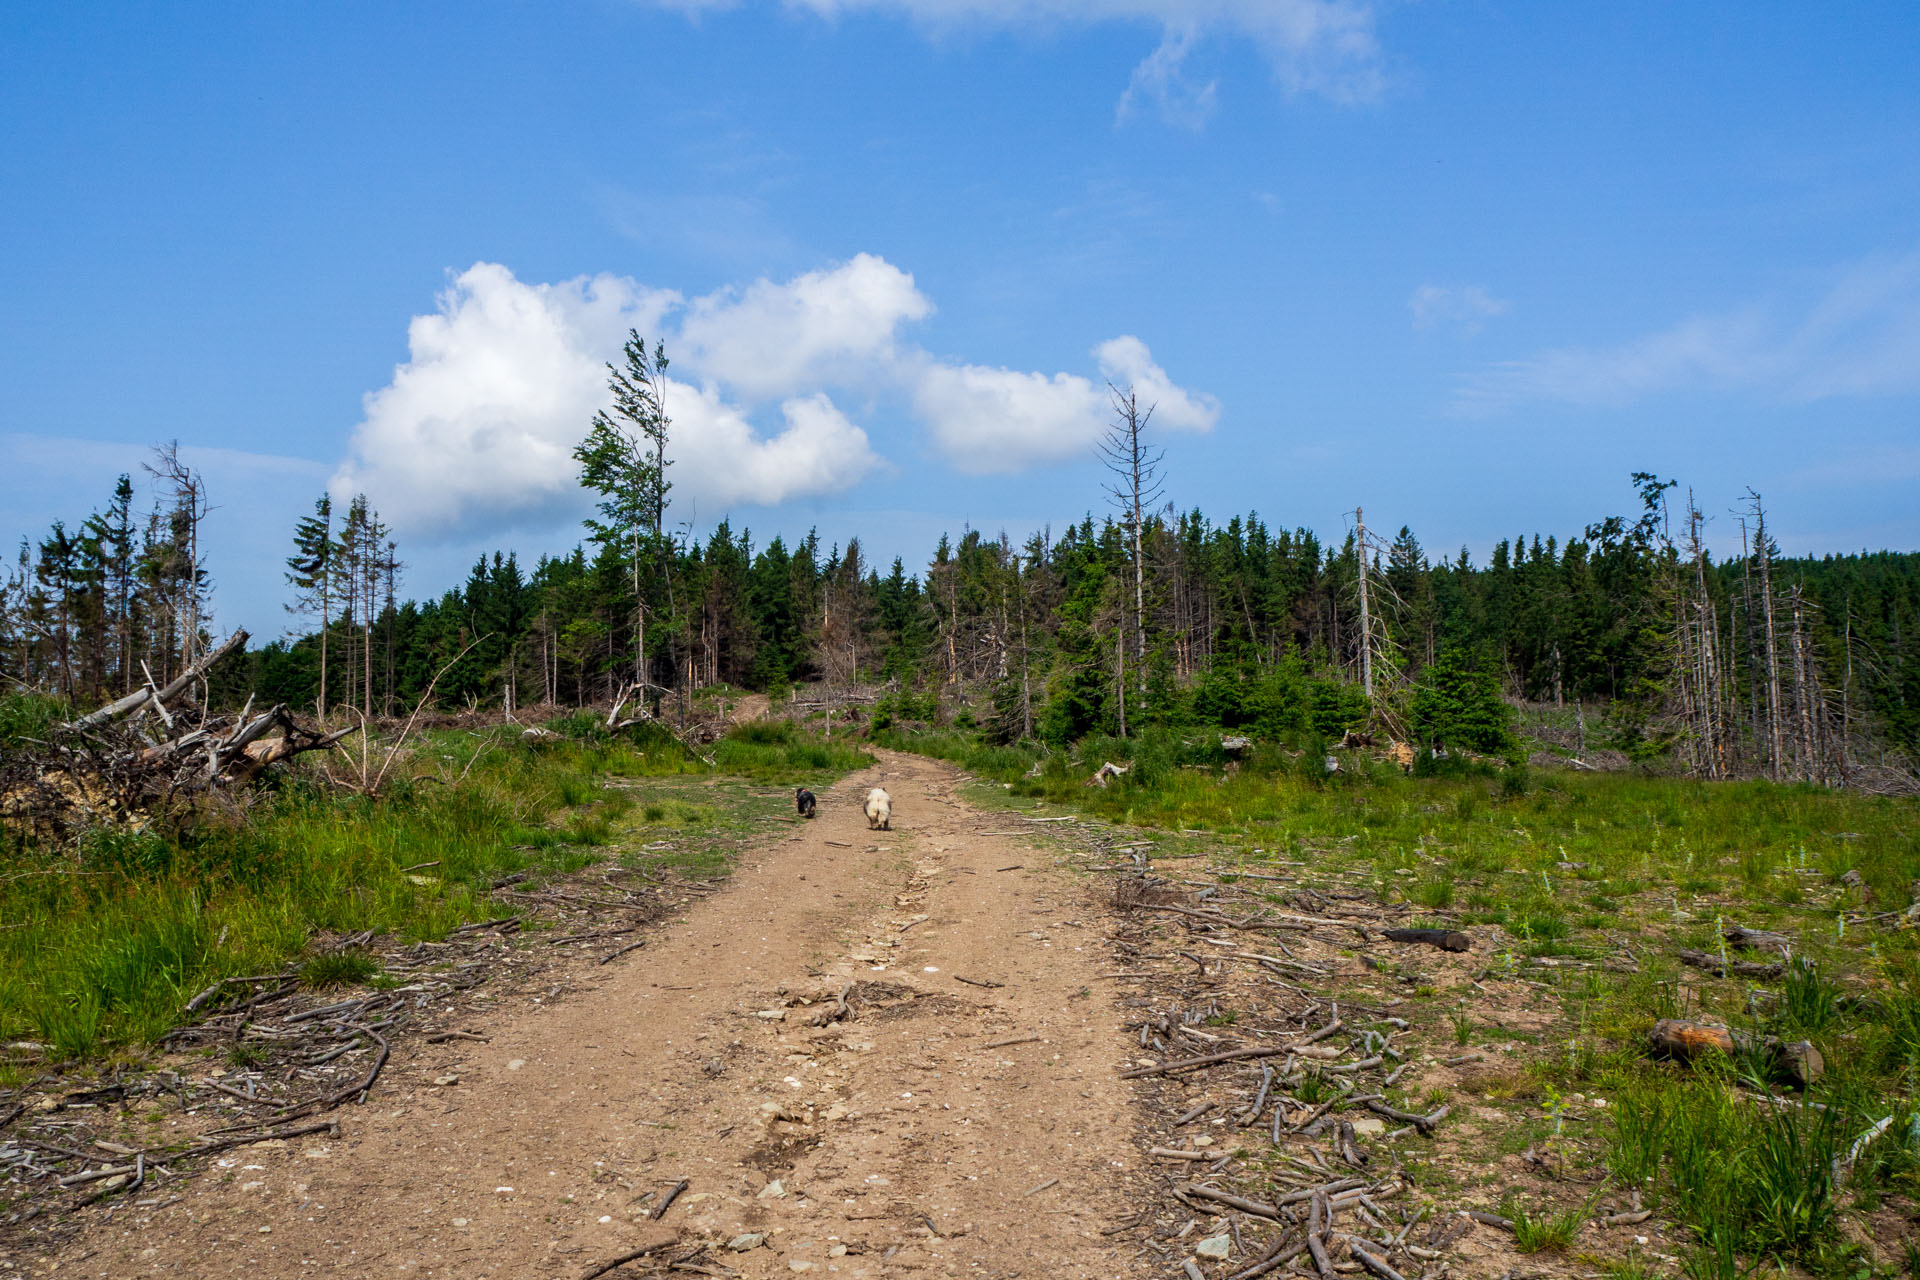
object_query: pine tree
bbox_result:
[286,495,334,720]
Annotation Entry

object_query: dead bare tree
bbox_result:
[1096,385,1165,738]
[142,442,212,685]
[1676,491,1727,778]
[1345,510,1408,733]
[1744,491,1786,780]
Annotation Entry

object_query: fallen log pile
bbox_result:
[1,630,350,835]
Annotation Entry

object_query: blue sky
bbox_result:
[4,1,1917,637]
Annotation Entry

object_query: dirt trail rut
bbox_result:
[63,752,1142,1279]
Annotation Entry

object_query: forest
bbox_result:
[7,448,1917,792]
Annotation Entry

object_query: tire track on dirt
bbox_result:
[43,751,1144,1279]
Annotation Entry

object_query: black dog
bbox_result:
[795,786,817,818]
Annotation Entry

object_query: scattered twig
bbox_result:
[651,1178,690,1220]
[580,1240,677,1280]
[600,939,648,965]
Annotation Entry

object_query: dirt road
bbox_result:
[53,752,1144,1279]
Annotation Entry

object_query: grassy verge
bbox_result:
[880,724,1920,1276]
[0,716,869,1067]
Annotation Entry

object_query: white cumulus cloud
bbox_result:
[914,336,1217,473]
[677,253,932,399]
[333,262,884,538]
[333,263,676,536]
[668,387,883,506]
[912,361,1107,474]
[335,256,1215,534]
[1094,335,1221,432]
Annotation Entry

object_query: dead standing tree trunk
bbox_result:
[1097,385,1165,736]
[1748,492,1786,781]
[1355,507,1374,700]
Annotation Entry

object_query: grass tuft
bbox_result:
[1502,1194,1588,1252]
[299,950,380,989]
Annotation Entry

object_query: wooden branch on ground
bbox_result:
[580,1239,677,1280]
[651,1178,689,1220]
[1677,948,1785,979]
[1120,1018,1343,1079]
[1723,925,1794,954]
[1380,928,1472,952]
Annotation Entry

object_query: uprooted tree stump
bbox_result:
[1648,1018,1824,1088]
[2,629,351,837]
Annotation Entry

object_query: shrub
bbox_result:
[1411,647,1519,758]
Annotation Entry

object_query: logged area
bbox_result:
[11,722,1914,1280]
[4,708,1920,1280]
[6,723,1920,1280]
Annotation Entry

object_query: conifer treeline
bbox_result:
[3,445,213,705]
[236,479,1914,776]
[7,462,1918,779]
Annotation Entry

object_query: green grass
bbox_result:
[711,719,874,781]
[0,690,69,748]
[881,722,1920,1275]
[1502,1193,1589,1252]
[299,949,380,989]
[0,717,868,1060]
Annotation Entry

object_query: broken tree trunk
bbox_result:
[1648,1018,1823,1088]
[65,629,249,732]
[7,636,354,836]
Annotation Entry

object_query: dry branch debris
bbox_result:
[4,630,354,837]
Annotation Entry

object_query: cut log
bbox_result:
[1382,928,1472,953]
[1677,949,1785,979]
[1647,1018,1823,1087]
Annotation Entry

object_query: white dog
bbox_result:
[864,787,892,831]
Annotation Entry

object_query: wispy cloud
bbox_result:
[1454,248,1920,416]
[1116,26,1218,130]
[642,0,1386,109]
[1409,283,1508,337]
